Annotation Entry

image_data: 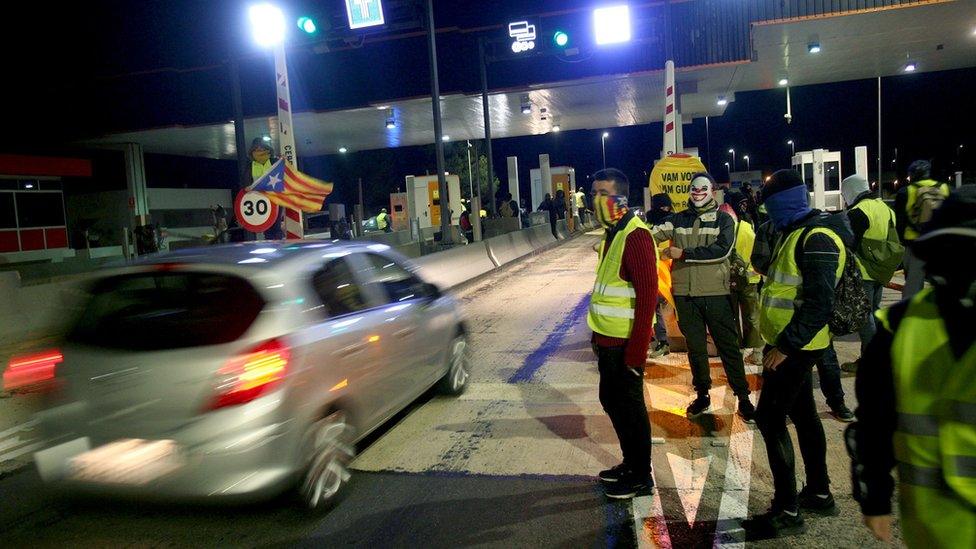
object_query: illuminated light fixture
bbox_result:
[24,183,34,189]
[375,105,390,110]
[552,124,561,132]
[297,16,317,34]
[808,43,821,54]
[367,335,380,343]
[262,135,271,142]
[716,96,728,106]
[778,78,789,86]
[603,132,610,138]
[553,30,569,47]
[249,3,286,47]
[442,135,450,142]
[594,5,631,45]
[385,117,396,129]
[338,147,348,153]
[330,379,349,392]
[904,61,917,72]
[520,94,532,115]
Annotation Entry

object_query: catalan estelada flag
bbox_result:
[249,159,333,213]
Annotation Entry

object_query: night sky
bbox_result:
[2,1,973,211]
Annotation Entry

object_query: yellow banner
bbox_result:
[648,154,706,213]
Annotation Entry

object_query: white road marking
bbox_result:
[667,453,714,527]
[0,441,44,463]
[633,490,672,549]
[713,396,758,548]
[0,418,37,440]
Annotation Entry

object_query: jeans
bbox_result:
[902,246,926,299]
[859,280,885,357]
[756,350,831,510]
[816,343,845,408]
[654,300,668,342]
[674,295,750,397]
[597,346,652,479]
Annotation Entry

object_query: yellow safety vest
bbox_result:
[851,197,896,281]
[759,225,845,351]
[588,215,655,339]
[735,220,761,285]
[377,212,389,229]
[878,288,976,548]
[904,179,950,241]
[251,159,273,183]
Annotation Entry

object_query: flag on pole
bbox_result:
[249,159,333,213]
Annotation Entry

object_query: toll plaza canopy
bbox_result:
[70,0,974,159]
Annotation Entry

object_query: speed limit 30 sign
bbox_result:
[235,189,280,233]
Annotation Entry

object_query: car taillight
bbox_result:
[207,339,290,410]
[3,349,63,392]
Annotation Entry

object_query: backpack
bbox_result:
[798,226,870,337]
[908,183,946,230]
[857,213,904,284]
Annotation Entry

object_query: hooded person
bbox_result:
[848,186,976,547]
[650,172,755,423]
[724,190,764,363]
[249,137,275,183]
[649,193,674,226]
[746,169,856,539]
[894,160,950,298]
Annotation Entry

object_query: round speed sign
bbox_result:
[234,189,279,233]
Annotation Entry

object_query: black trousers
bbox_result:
[673,295,750,397]
[597,346,652,479]
[755,350,831,510]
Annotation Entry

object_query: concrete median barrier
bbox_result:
[555,220,571,239]
[412,242,496,290]
[484,230,535,267]
[527,224,558,249]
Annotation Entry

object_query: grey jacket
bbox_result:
[651,199,735,297]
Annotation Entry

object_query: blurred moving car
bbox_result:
[9,241,469,510]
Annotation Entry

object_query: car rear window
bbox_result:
[68,272,265,351]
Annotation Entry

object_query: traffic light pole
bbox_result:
[426,0,453,245]
[273,44,304,240]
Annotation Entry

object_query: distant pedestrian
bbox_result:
[538,193,558,238]
[588,168,657,500]
[895,160,949,298]
[554,189,567,220]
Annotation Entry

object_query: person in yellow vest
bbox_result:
[840,175,902,372]
[847,186,976,547]
[895,160,950,298]
[376,208,391,232]
[588,168,659,500]
[746,170,854,539]
[724,190,764,365]
[250,137,275,183]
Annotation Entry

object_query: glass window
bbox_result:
[311,259,369,317]
[802,163,814,192]
[0,194,15,229]
[358,252,432,304]
[825,161,841,191]
[0,180,17,190]
[68,273,264,351]
[16,192,65,227]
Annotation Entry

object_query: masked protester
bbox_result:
[651,172,755,423]
[847,186,976,548]
[588,168,658,500]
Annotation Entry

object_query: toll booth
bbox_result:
[529,166,576,213]
[389,192,408,232]
[792,149,843,212]
[405,174,462,230]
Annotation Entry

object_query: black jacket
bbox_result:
[762,210,855,356]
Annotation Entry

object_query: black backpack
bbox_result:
[798,225,871,337]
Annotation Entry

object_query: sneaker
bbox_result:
[599,463,628,484]
[744,506,806,540]
[829,402,855,423]
[604,474,654,500]
[737,398,756,424]
[841,360,859,373]
[649,341,670,358]
[798,487,839,516]
[745,349,763,365]
[686,394,711,417]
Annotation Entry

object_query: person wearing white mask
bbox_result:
[651,172,755,422]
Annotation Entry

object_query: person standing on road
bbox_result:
[588,168,658,500]
[747,170,854,539]
[895,160,949,298]
[839,175,901,373]
[651,173,755,422]
[376,208,392,233]
[538,194,558,239]
[847,186,976,548]
[725,191,764,365]
[575,187,587,224]
[554,189,568,221]
[647,193,674,358]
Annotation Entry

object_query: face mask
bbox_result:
[594,194,628,228]
[689,176,715,208]
[252,149,271,164]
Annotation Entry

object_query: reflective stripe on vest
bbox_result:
[882,287,976,548]
[759,226,845,351]
[587,215,654,339]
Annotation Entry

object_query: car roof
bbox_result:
[130,240,395,271]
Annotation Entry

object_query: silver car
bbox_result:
[23,241,469,510]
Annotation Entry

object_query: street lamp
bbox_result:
[728,148,736,172]
[743,155,750,171]
[602,132,610,169]
[249,4,286,47]
[724,161,731,177]
[787,139,795,156]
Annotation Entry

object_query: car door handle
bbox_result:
[335,343,366,357]
[394,327,417,339]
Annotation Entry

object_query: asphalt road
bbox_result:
[0,233,905,548]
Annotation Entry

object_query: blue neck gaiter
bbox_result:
[764,185,812,230]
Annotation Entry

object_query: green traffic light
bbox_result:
[297,16,317,34]
[553,30,569,47]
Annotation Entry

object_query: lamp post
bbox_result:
[724,161,730,178]
[601,132,610,169]
[787,139,795,157]
[743,155,750,171]
[728,148,736,172]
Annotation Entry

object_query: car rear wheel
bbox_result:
[438,334,469,396]
[297,410,355,512]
